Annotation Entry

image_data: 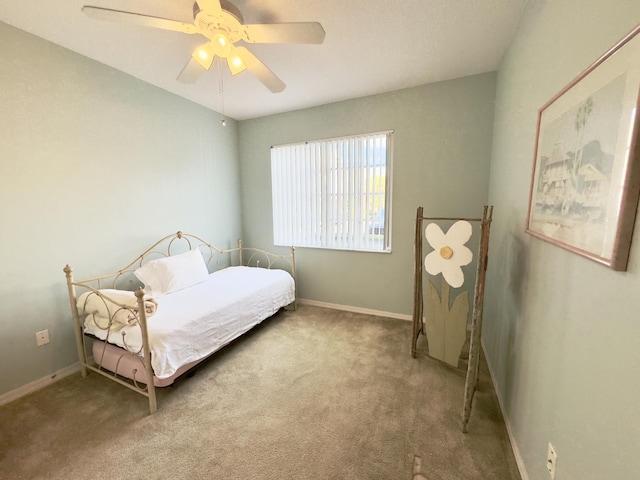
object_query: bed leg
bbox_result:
[137,288,158,414]
[64,265,88,377]
[285,301,297,311]
[148,386,157,414]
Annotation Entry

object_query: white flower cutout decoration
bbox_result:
[424,220,473,288]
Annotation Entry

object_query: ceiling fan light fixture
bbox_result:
[213,33,232,57]
[227,51,246,75]
[216,34,227,47]
[193,43,214,69]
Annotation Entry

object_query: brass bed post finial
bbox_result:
[238,239,243,265]
[64,264,88,377]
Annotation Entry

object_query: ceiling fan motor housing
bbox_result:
[193,0,245,43]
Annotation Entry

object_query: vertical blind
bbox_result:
[271,131,392,252]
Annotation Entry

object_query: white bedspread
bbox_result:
[82,266,295,379]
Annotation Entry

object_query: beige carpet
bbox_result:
[0,305,521,479]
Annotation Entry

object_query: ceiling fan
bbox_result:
[81,0,326,93]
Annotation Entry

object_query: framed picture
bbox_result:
[526,23,640,271]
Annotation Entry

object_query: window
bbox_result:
[271,131,392,252]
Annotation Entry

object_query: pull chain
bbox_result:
[217,58,227,127]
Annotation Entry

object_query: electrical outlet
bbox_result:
[547,442,557,479]
[36,329,50,346]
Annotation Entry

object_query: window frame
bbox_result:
[270,130,393,253]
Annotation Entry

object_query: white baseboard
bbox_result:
[297,298,412,321]
[296,299,475,332]
[481,339,530,480]
[0,362,82,407]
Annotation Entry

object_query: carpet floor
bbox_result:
[0,304,521,479]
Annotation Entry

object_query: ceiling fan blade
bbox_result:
[235,47,285,93]
[196,0,223,16]
[242,22,325,44]
[177,57,206,84]
[82,6,198,34]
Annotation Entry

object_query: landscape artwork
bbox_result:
[526,24,640,270]
[528,76,625,255]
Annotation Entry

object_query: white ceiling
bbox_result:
[0,0,528,120]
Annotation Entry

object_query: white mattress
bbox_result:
[83,266,295,379]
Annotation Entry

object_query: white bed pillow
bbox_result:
[134,249,209,296]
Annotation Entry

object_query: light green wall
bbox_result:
[484,1,640,479]
[0,22,242,396]
[238,73,497,315]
